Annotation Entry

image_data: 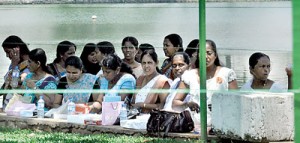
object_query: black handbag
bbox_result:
[147,109,194,137]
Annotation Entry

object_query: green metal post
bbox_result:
[199,0,207,142]
[293,0,300,143]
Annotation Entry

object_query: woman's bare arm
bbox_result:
[89,93,104,113]
[228,79,238,89]
[172,81,188,108]
[52,94,62,108]
[158,80,170,109]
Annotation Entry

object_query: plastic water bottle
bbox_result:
[119,103,128,127]
[37,96,45,118]
[67,98,76,115]
[11,66,20,88]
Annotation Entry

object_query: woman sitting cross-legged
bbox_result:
[56,56,100,109]
[22,48,57,110]
[132,50,171,113]
[91,54,136,113]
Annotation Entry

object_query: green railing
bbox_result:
[294,1,299,143]
[199,0,208,143]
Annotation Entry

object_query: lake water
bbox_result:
[0,2,292,87]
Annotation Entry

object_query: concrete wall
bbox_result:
[212,92,294,142]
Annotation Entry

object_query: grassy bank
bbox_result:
[0,127,199,143]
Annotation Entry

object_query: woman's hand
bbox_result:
[89,106,101,114]
[26,79,36,89]
[89,102,101,114]
[132,102,144,108]
[286,66,292,77]
[187,102,200,113]
[4,71,12,89]
[10,48,20,66]
[286,65,292,89]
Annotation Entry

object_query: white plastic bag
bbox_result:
[45,101,69,118]
[121,114,150,130]
[4,93,21,112]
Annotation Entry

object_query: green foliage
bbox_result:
[0,127,197,143]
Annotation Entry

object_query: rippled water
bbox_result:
[0,2,292,87]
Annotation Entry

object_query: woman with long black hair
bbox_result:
[2,35,30,89]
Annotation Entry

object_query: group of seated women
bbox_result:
[0,34,292,133]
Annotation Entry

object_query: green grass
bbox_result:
[0,127,199,143]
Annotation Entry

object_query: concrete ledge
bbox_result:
[0,113,217,140]
[212,92,294,142]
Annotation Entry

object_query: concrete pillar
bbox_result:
[212,92,294,142]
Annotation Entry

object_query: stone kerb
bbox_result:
[0,113,206,139]
[0,114,144,135]
[212,92,294,142]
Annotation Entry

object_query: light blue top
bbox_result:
[63,73,98,103]
[100,74,136,103]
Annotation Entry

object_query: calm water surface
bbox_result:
[0,2,292,87]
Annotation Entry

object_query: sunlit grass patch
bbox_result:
[0,127,199,143]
